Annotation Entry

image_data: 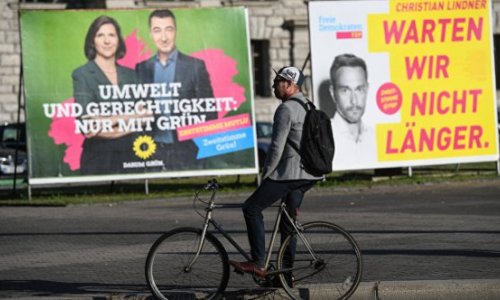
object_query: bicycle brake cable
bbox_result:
[192,189,207,219]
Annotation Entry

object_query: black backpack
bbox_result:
[288,98,334,176]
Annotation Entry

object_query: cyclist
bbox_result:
[229,66,323,285]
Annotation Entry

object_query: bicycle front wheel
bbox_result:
[277,221,362,300]
[145,227,230,300]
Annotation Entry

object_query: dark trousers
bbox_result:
[242,178,316,268]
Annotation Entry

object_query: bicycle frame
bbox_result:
[146,180,363,300]
[187,183,319,276]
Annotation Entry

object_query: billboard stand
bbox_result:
[302,52,310,71]
[12,6,26,199]
[497,160,500,175]
[145,179,149,195]
[12,64,23,197]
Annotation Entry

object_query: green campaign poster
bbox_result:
[20,7,257,184]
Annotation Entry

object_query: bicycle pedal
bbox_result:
[232,268,244,275]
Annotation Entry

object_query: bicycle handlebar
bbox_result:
[204,178,223,191]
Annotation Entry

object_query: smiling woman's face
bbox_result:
[94,23,119,60]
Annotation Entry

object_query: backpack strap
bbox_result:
[288,97,315,111]
[285,97,314,154]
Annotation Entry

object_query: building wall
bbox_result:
[0,0,21,123]
[1,0,499,124]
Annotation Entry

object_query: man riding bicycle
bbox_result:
[229,66,323,285]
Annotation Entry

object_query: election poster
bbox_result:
[20,7,257,184]
[309,0,499,171]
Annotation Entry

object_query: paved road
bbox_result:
[1,178,500,299]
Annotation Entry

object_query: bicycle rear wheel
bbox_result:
[145,227,230,300]
[277,221,362,300]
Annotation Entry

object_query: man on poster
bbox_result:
[136,9,216,170]
[329,53,377,169]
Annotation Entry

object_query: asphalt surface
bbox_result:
[1,177,500,299]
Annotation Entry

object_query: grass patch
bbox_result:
[0,175,258,206]
[1,162,498,206]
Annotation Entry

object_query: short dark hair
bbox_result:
[148,9,176,28]
[84,15,126,60]
[329,53,368,86]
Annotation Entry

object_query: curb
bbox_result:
[364,279,500,300]
[7,279,500,300]
[230,279,500,299]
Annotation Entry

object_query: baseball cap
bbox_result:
[273,66,305,87]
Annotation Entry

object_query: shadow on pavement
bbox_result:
[0,280,148,298]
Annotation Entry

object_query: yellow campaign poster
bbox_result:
[309,0,499,171]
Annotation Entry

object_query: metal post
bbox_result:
[12,6,24,197]
[145,179,149,195]
[302,52,310,71]
[282,20,295,66]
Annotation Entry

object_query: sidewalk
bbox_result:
[1,178,500,300]
[8,279,500,299]
[230,279,500,299]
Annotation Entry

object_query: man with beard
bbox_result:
[229,66,322,286]
[136,9,214,171]
[329,53,376,169]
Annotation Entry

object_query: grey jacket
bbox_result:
[262,92,323,181]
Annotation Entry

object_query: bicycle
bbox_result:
[145,179,363,300]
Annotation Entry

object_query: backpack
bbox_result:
[288,98,335,176]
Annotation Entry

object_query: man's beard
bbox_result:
[340,106,364,123]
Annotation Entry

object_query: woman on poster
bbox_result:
[72,15,138,175]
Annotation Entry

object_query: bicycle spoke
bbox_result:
[146,228,229,300]
[277,222,362,300]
